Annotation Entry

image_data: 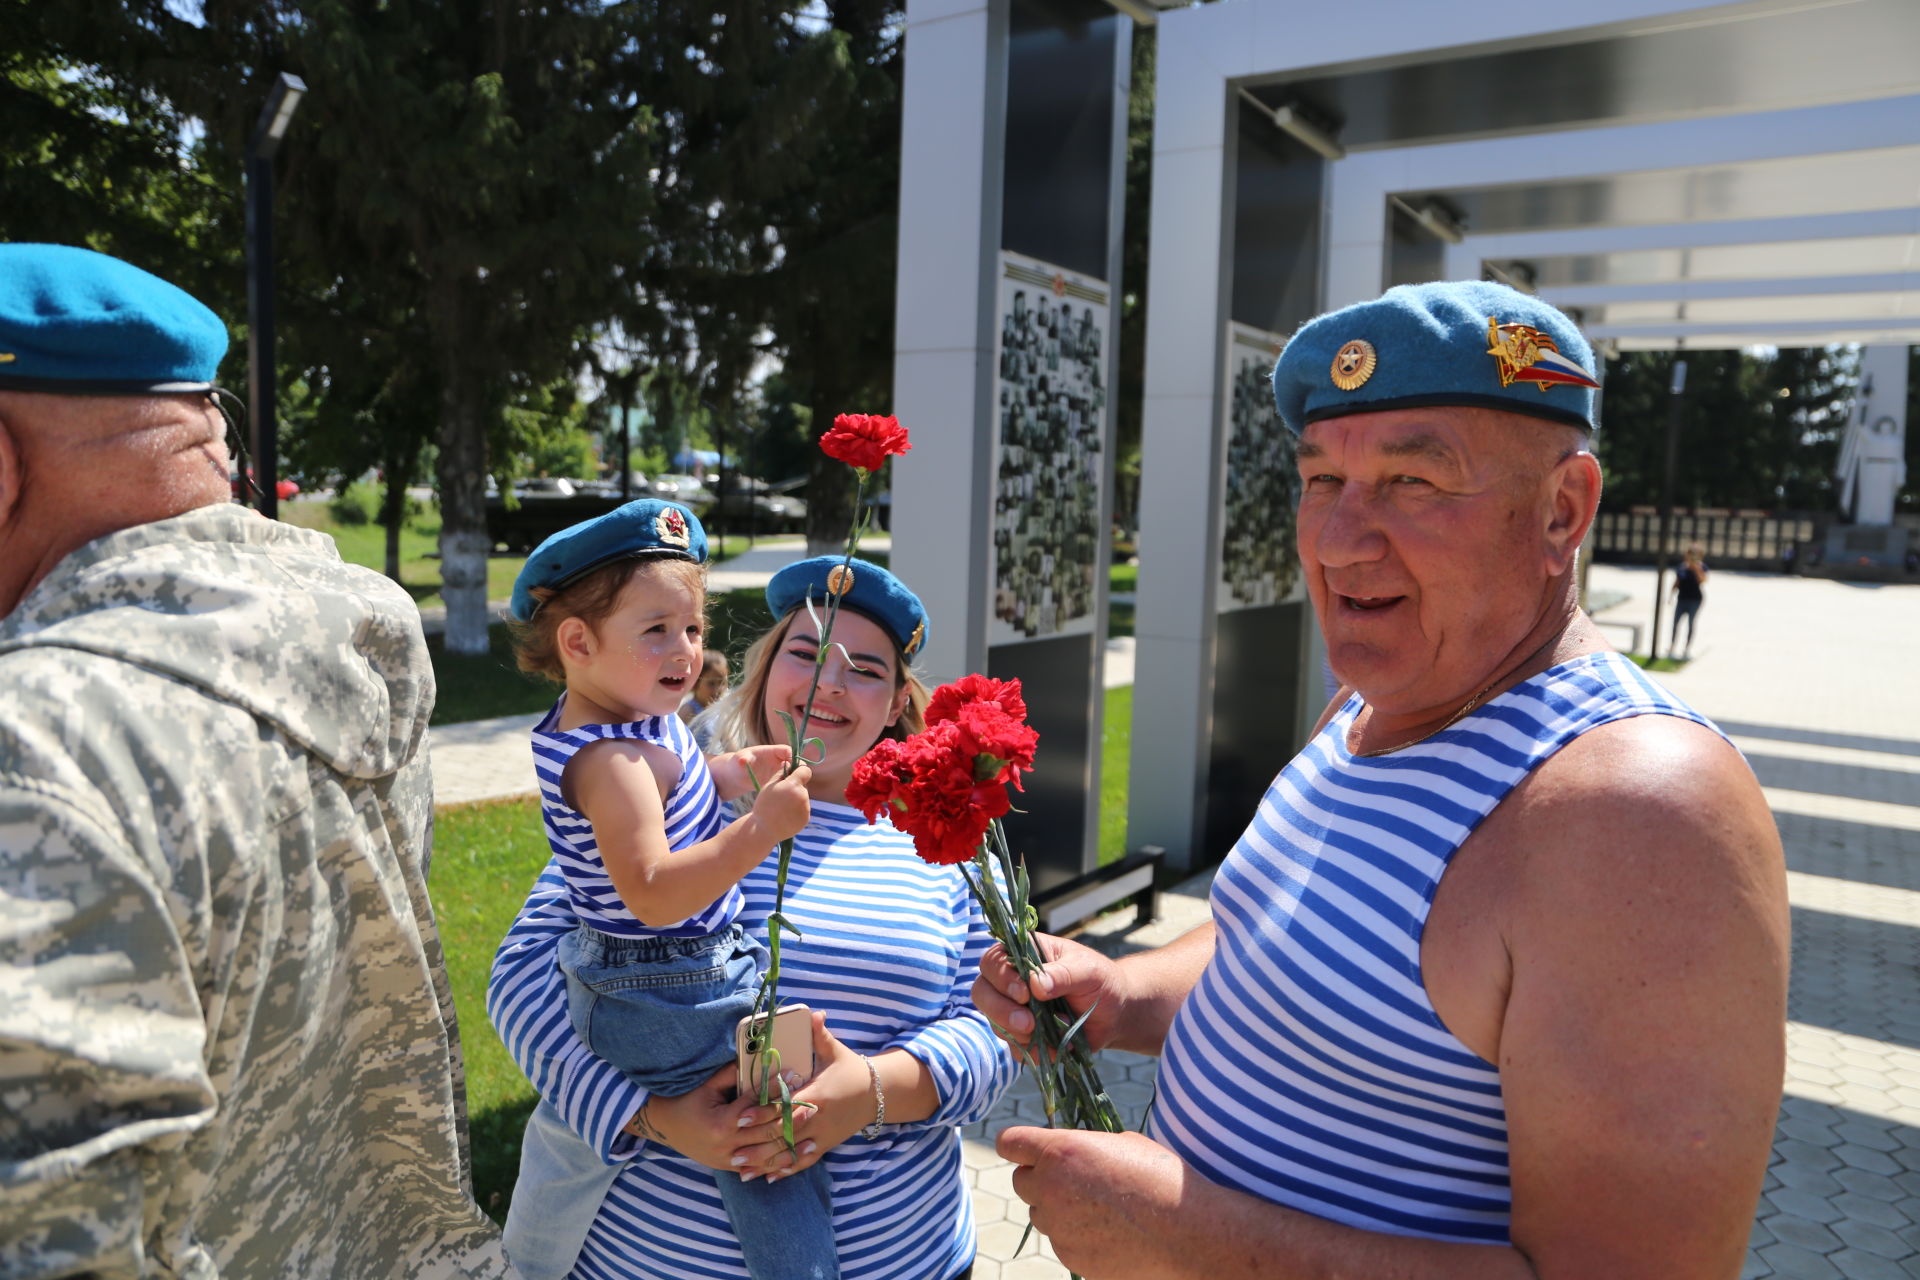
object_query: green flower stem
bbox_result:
[959,831,1123,1135]
[746,469,872,1121]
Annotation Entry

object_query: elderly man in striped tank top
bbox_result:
[977,281,1788,1280]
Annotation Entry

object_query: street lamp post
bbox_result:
[1651,354,1687,662]
[245,71,306,520]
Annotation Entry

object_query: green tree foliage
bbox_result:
[0,4,227,287]
[8,0,875,654]
[1595,347,1854,512]
[501,380,597,482]
[274,0,663,652]
[725,0,899,554]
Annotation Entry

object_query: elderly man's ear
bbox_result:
[1544,450,1603,575]
[0,411,21,531]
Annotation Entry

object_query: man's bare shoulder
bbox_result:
[1495,711,1786,934]
[1482,713,1789,1276]
[1512,710,1767,823]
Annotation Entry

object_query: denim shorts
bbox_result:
[558,921,769,1098]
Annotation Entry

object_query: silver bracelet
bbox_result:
[860,1055,886,1139]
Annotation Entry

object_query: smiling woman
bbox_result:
[487,554,1014,1280]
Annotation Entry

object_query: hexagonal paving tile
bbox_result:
[1828,1247,1915,1280]
[1755,1239,1843,1279]
[1832,1216,1911,1261]
[1766,1212,1843,1254]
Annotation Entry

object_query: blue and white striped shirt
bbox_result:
[488,799,1019,1280]
[1148,652,1717,1244]
[532,698,736,938]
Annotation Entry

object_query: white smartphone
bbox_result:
[735,1003,814,1097]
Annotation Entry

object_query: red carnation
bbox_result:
[847,719,1012,865]
[951,702,1039,791]
[820,414,912,474]
[926,673,1028,727]
[845,737,911,824]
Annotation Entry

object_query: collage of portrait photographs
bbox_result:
[1221,322,1303,610]
[990,253,1111,643]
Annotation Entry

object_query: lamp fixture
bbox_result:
[250,72,307,160]
[1391,194,1465,245]
[1479,259,1536,292]
[1236,88,1345,161]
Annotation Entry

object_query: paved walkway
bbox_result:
[433,563,1920,1278]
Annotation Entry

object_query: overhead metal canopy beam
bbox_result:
[1445,208,1920,270]
[1539,273,1920,306]
[1240,0,1920,151]
[1590,317,1920,348]
[1317,95,1920,352]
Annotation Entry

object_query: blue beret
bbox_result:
[0,243,228,394]
[1271,281,1599,437]
[509,499,708,622]
[766,556,930,662]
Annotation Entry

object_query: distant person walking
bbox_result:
[1671,544,1708,657]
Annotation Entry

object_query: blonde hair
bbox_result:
[507,556,707,684]
[697,608,929,756]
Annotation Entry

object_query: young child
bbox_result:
[500,499,839,1280]
[681,647,730,727]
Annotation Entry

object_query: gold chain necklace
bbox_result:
[1351,635,1562,758]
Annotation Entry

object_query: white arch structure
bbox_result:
[1127,0,1920,864]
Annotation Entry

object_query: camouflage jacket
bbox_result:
[0,505,514,1278]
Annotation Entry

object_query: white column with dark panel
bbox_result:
[1130,88,1329,873]
[894,0,1133,896]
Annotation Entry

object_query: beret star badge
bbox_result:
[1330,339,1377,391]
[655,506,691,548]
[1486,316,1601,393]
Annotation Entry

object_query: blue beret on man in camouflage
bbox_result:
[1271,280,1600,438]
[767,555,930,662]
[0,243,229,394]
[509,498,708,622]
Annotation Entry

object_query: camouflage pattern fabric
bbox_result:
[0,504,515,1278]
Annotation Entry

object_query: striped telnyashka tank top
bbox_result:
[1147,652,1719,1243]
[531,697,733,938]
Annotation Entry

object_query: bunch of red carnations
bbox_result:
[847,674,1123,1136]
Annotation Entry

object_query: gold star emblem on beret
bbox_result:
[1330,339,1376,391]
[654,506,691,548]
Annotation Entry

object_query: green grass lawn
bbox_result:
[281,501,526,610]
[1098,684,1131,865]
[429,796,547,1221]
[435,681,1135,1217]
